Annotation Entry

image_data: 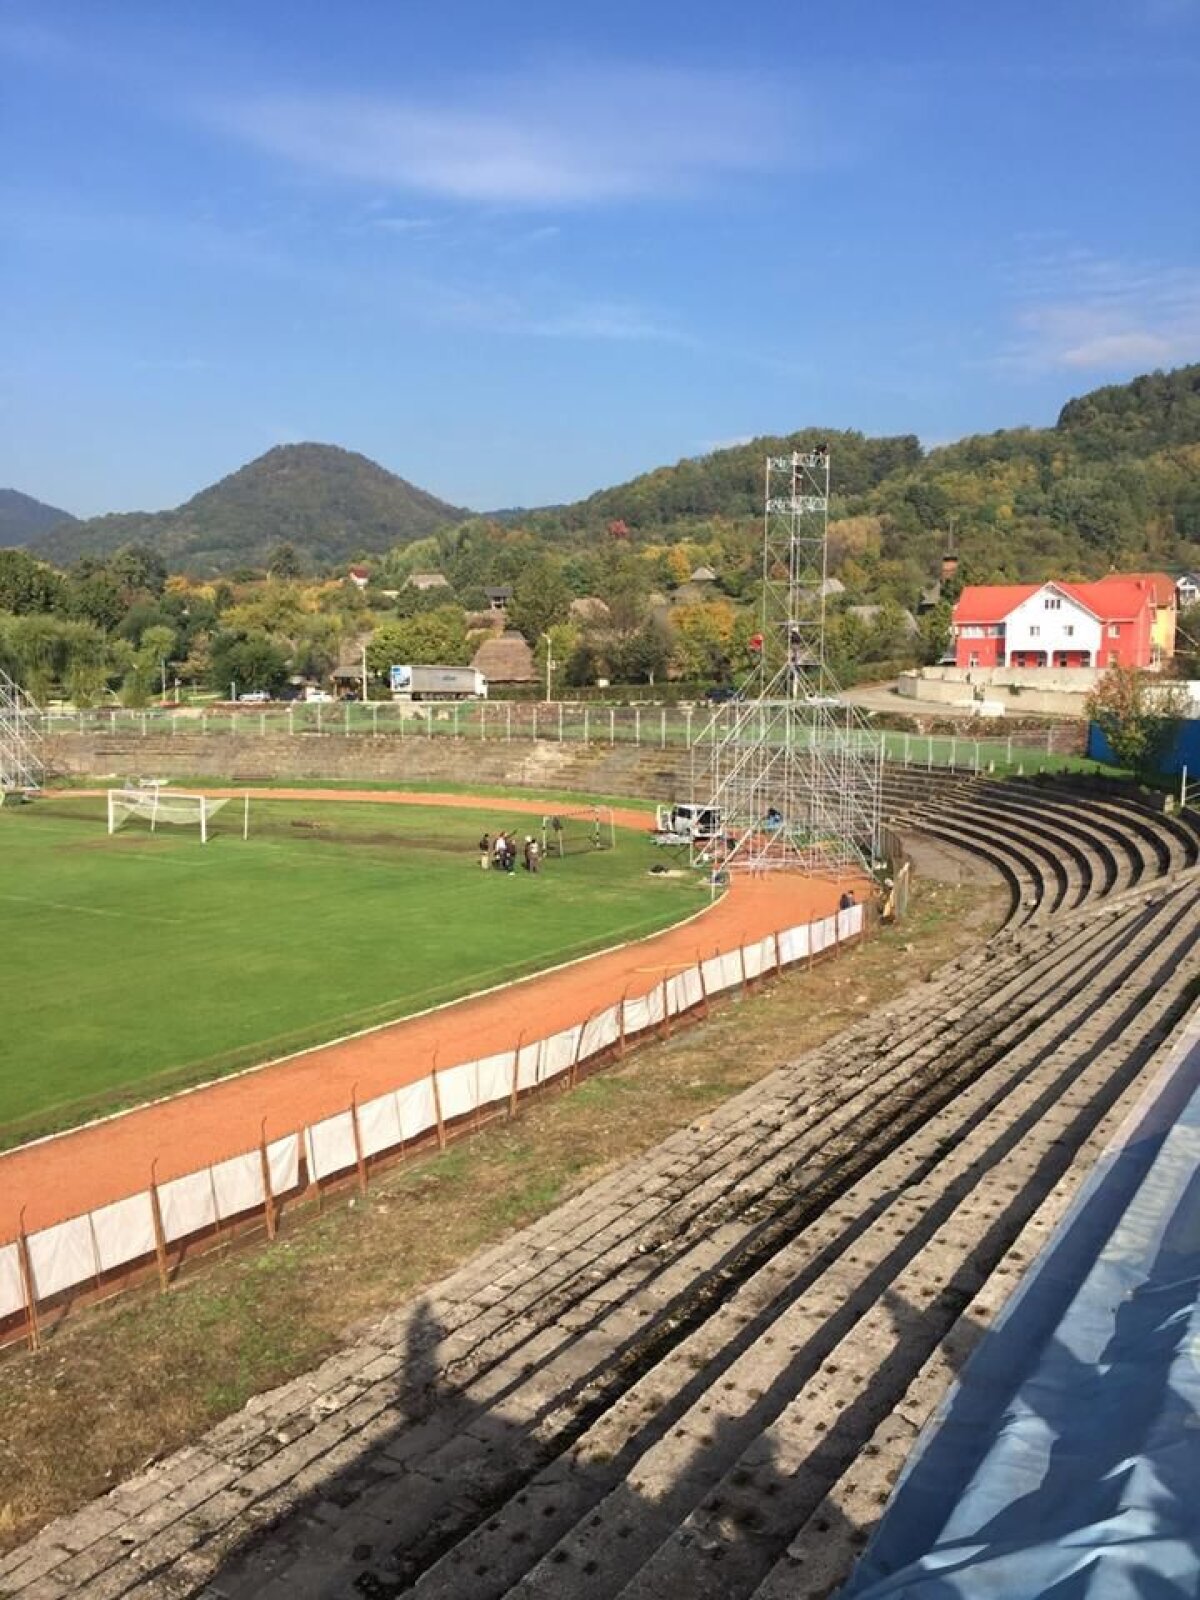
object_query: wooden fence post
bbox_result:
[259,1123,277,1241]
[509,1033,524,1117]
[569,1018,589,1089]
[350,1090,368,1195]
[430,1058,447,1151]
[16,1210,40,1353]
[148,1161,169,1293]
[696,952,710,1019]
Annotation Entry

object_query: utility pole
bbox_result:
[361,644,370,703]
[543,634,555,702]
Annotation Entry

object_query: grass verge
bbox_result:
[0,875,1004,1551]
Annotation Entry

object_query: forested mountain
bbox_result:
[0,490,77,546]
[26,445,466,574]
[515,363,1200,596]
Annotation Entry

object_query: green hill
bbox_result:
[28,444,466,574]
[520,363,1200,592]
[0,489,78,546]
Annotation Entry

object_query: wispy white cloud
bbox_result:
[199,62,816,207]
[366,215,437,234]
[700,434,755,454]
[995,246,1200,373]
[132,356,214,373]
[531,301,684,343]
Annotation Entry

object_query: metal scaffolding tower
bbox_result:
[691,447,883,878]
[0,669,44,796]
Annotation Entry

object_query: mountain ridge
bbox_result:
[24,443,467,574]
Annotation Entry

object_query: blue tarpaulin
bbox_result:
[840,1017,1200,1600]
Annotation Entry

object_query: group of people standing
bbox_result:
[479,830,541,874]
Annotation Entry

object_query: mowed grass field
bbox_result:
[0,795,698,1147]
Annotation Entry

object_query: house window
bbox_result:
[968,652,980,667]
[1064,625,1074,637]
[1045,597,1062,610]
[1108,624,1120,637]
[1029,626,1040,638]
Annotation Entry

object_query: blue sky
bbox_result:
[2,0,1198,517]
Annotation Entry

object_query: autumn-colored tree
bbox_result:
[1086,665,1189,776]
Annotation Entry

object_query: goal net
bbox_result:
[107,787,234,843]
[540,804,616,857]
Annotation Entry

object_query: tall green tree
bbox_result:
[508,557,572,643]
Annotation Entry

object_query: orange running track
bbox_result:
[0,790,854,1237]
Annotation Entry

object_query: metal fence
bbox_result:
[38,701,1085,772]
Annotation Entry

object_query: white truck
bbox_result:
[389,665,488,701]
[653,802,723,846]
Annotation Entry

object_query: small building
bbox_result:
[569,596,612,628]
[471,630,536,686]
[1176,573,1200,609]
[818,577,847,600]
[483,585,513,613]
[846,604,918,635]
[407,572,451,593]
[347,565,370,590]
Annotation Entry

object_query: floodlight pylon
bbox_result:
[692,447,883,879]
[0,669,43,797]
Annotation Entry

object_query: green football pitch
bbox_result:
[0,794,697,1147]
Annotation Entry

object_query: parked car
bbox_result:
[303,687,334,703]
[705,685,741,703]
[238,690,271,703]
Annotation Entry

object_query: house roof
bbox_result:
[333,631,373,674]
[569,596,612,624]
[953,584,1038,624]
[1056,579,1154,621]
[954,579,1157,627]
[1094,571,1176,607]
[689,565,717,583]
[470,630,535,682]
[847,604,918,633]
[818,577,846,597]
[407,572,450,590]
[483,585,513,601]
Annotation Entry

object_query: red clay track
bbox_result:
[0,790,854,1237]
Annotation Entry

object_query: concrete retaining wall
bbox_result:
[898,668,1092,717]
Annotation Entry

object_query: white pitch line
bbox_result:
[0,892,184,926]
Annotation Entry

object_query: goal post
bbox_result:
[106,787,236,843]
[540,804,617,857]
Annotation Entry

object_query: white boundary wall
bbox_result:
[0,904,863,1333]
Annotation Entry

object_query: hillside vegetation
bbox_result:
[3,363,1199,703]
[26,444,465,574]
[0,490,77,546]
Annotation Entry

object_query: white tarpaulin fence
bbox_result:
[0,903,863,1335]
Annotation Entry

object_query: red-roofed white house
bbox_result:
[952,579,1165,671]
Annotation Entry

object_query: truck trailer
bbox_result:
[389,664,488,701]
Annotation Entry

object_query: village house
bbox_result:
[470,629,536,687]
[951,576,1173,671]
